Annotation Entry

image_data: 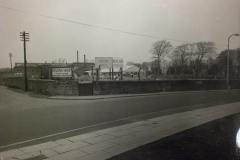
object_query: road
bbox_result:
[1,86,240,148]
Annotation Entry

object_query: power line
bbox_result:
[0,3,236,49]
[0,3,192,44]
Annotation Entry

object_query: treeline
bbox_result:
[167,45,240,79]
[128,40,240,80]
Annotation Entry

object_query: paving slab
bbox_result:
[66,133,99,143]
[46,149,88,160]
[0,149,24,159]
[82,134,116,145]
[80,142,115,154]
[54,139,73,146]
[19,142,59,154]
[52,141,89,154]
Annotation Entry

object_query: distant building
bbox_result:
[14,63,45,79]
[95,57,123,71]
[13,62,94,80]
[94,57,124,80]
[0,68,13,84]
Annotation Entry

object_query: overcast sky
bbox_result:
[0,0,239,68]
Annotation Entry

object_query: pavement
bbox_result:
[109,109,240,160]
[1,102,240,160]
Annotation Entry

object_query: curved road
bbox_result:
[1,86,240,148]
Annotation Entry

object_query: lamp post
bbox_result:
[226,33,239,90]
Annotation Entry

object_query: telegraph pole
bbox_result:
[84,54,86,65]
[9,52,13,72]
[20,31,30,91]
[120,67,123,80]
[77,50,79,64]
[111,58,114,80]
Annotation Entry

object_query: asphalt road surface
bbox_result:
[1,86,240,148]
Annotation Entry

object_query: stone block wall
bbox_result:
[92,80,231,95]
[3,77,79,96]
[3,78,240,96]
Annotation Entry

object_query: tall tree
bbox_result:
[151,40,173,77]
[171,44,191,75]
[191,42,216,77]
[214,48,240,79]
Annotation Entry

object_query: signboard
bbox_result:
[52,67,72,78]
[95,57,113,69]
[95,57,124,70]
[113,57,124,69]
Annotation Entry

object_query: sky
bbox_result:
[0,0,239,68]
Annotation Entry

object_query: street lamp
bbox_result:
[226,33,240,90]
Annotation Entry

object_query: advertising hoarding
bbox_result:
[52,67,72,78]
[95,57,113,69]
[113,57,124,69]
[95,57,123,69]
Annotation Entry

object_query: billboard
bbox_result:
[95,57,113,69]
[95,57,123,70]
[52,67,72,78]
[113,57,124,69]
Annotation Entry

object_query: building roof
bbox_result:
[0,68,11,73]
[124,66,142,73]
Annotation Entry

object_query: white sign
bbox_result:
[113,57,124,69]
[95,57,124,69]
[95,57,113,69]
[52,67,72,78]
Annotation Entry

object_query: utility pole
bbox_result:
[77,50,79,64]
[84,54,86,65]
[111,58,114,80]
[91,65,94,81]
[157,54,160,78]
[9,52,13,72]
[20,31,30,92]
[120,67,123,80]
[109,68,111,80]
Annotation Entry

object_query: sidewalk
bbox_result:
[48,89,233,100]
[1,102,240,160]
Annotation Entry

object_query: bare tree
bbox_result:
[151,40,172,77]
[172,44,191,75]
[191,42,216,77]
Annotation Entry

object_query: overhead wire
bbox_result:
[0,3,237,48]
[0,3,192,44]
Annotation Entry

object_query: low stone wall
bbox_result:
[3,78,240,96]
[93,80,233,95]
[3,77,25,90]
[3,77,79,96]
[49,80,78,96]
